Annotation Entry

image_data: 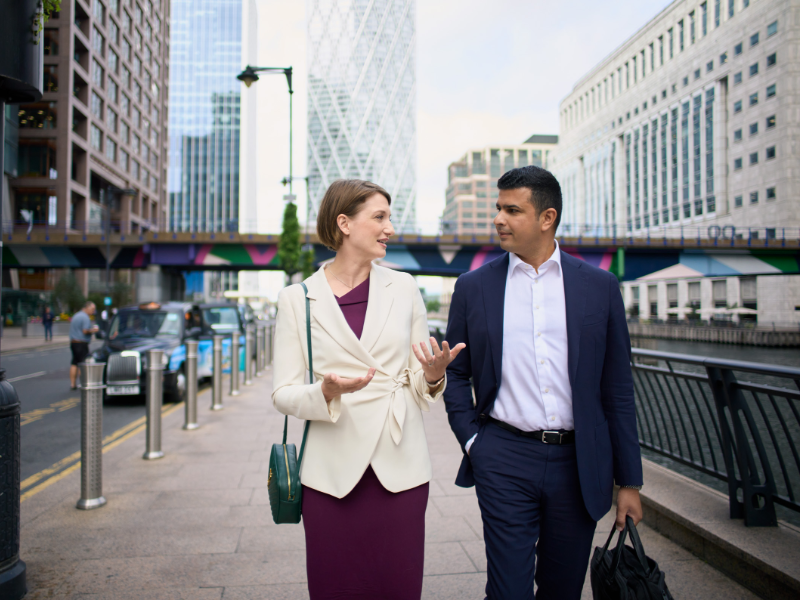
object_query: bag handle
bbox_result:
[605,516,650,581]
[279,283,312,466]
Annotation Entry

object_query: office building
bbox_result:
[553,0,798,238]
[442,135,558,235]
[307,0,418,232]
[12,0,170,236]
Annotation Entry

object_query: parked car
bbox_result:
[92,301,249,402]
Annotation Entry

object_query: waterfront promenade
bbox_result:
[20,367,766,599]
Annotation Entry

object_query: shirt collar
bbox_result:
[509,240,562,276]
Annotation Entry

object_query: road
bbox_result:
[2,344,148,485]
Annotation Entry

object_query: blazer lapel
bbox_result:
[561,251,588,391]
[303,267,381,370]
[359,264,394,354]
[482,254,509,387]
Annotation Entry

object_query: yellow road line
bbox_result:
[20,402,184,502]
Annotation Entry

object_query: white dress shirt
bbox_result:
[466,241,574,452]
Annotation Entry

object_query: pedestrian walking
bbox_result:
[69,301,99,390]
[272,179,465,600]
[443,165,643,600]
[42,305,54,341]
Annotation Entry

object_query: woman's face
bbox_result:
[338,193,395,261]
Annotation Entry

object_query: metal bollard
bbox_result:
[266,322,274,365]
[211,334,224,410]
[230,332,240,396]
[0,369,27,599]
[183,340,199,430]
[143,349,165,460]
[77,362,107,510]
[244,324,254,386]
[256,325,264,376]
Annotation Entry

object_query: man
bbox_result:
[69,301,99,390]
[443,166,643,600]
[42,306,54,341]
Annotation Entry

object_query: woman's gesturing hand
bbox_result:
[321,368,376,403]
[413,338,466,385]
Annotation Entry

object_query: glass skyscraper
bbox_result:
[307,0,417,232]
[168,0,242,232]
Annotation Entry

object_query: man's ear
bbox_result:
[540,208,558,232]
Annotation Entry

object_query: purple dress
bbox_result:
[302,276,429,600]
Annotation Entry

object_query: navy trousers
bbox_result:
[470,420,597,600]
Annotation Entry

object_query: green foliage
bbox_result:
[301,248,316,280]
[425,299,441,314]
[112,281,134,308]
[52,271,85,314]
[278,202,301,283]
[32,0,62,42]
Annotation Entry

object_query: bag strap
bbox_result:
[625,515,651,574]
[297,283,312,465]
[608,521,630,578]
[279,283,313,456]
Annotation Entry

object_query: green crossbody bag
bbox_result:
[268,282,313,524]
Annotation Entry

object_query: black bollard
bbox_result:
[0,369,27,598]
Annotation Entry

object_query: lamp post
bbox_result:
[236,65,294,198]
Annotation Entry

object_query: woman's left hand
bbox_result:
[412,338,466,385]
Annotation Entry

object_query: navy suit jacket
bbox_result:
[443,250,643,521]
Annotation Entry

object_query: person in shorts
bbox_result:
[70,301,99,390]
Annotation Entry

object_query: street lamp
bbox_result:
[236,65,294,198]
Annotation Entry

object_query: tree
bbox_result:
[425,299,441,314]
[52,271,85,314]
[112,281,134,308]
[278,202,301,285]
[301,248,316,280]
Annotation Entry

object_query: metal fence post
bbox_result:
[230,332,240,396]
[143,349,165,460]
[77,362,107,510]
[211,335,224,410]
[244,325,254,386]
[183,340,199,430]
[256,325,264,376]
[266,321,274,365]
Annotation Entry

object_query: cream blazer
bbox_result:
[272,264,445,498]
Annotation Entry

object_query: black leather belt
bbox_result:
[486,415,575,444]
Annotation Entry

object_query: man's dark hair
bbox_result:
[497,165,562,229]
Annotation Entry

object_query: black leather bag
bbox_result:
[267,283,312,524]
[590,516,674,600]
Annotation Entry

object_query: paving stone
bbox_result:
[423,541,478,576]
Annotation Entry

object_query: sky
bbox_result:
[249,0,673,238]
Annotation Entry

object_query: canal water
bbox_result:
[632,337,800,527]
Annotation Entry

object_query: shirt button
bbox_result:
[537,332,542,337]
[534,305,539,309]
[540,359,545,365]
[544,388,549,393]
[550,416,556,421]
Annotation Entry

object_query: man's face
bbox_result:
[86,304,96,316]
[493,187,543,255]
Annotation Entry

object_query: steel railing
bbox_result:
[631,348,800,526]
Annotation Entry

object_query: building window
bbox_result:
[734,42,743,56]
[734,195,743,207]
[715,0,721,27]
[750,32,759,47]
[43,29,59,56]
[106,107,117,132]
[767,20,778,37]
[107,79,117,103]
[766,84,776,98]
[750,191,758,204]
[682,76,689,87]
[749,122,758,136]
[91,59,104,88]
[749,152,758,165]
[720,51,727,65]
[681,101,690,218]
[733,100,742,113]
[734,158,742,170]
[105,138,116,162]
[90,124,102,151]
[669,28,674,58]
[705,89,714,196]
[672,83,677,94]
[693,96,702,211]
[766,146,776,160]
[713,280,726,308]
[90,91,102,118]
[694,69,701,80]
[648,285,658,316]
[706,61,713,72]
[766,187,776,200]
[749,62,759,77]
[701,2,707,35]
[740,277,757,316]
[679,20,684,51]
[733,71,742,85]
[108,18,119,44]
[749,93,758,106]
[120,121,128,143]
[734,128,742,142]
[766,115,776,129]
[93,0,105,23]
[767,53,776,68]
[728,0,734,18]
[92,27,104,56]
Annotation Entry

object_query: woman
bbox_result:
[273,179,465,600]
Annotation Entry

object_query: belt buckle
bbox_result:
[542,430,561,444]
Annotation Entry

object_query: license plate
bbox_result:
[107,385,140,395]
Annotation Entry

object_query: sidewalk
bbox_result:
[20,368,760,599]
[1,326,70,354]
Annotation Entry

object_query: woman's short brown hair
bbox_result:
[316,179,391,250]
